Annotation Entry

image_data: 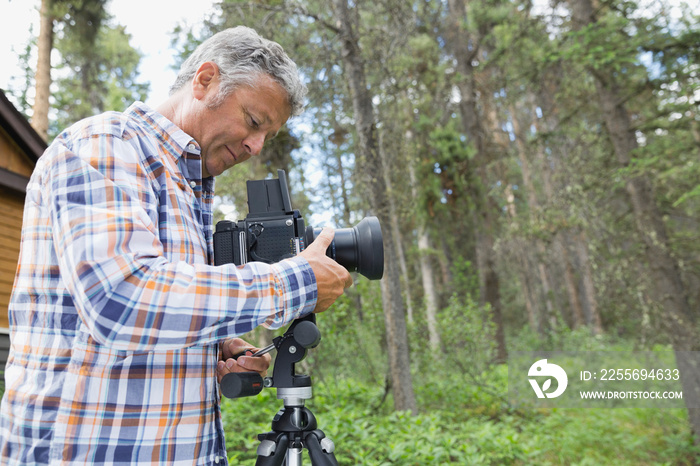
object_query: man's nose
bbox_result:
[243,134,265,156]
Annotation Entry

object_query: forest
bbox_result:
[5,0,700,463]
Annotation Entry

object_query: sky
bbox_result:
[0,0,218,107]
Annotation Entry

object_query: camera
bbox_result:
[213,169,384,280]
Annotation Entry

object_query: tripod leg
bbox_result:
[255,433,289,466]
[305,430,338,466]
[285,447,303,466]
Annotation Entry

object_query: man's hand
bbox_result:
[298,228,353,313]
[217,338,272,383]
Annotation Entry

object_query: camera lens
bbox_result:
[305,217,384,280]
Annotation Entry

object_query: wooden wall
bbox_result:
[0,127,35,330]
[0,188,25,329]
[0,129,36,177]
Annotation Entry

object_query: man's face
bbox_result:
[193,74,291,178]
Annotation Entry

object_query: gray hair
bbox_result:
[170,27,307,116]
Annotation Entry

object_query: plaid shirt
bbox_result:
[0,102,317,465]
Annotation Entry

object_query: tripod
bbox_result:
[255,385,337,466]
[222,315,338,466]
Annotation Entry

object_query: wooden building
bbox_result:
[0,90,45,369]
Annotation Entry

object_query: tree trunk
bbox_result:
[570,0,698,441]
[408,159,441,350]
[691,118,700,161]
[438,238,453,295]
[517,245,540,332]
[504,184,540,333]
[575,231,603,334]
[32,0,54,141]
[333,147,366,322]
[556,234,585,328]
[475,213,507,362]
[446,0,507,362]
[511,105,556,334]
[378,131,415,324]
[417,232,440,350]
[333,0,417,414]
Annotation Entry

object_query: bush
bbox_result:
[221,364,700,465]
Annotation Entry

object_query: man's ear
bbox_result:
[192,62,219,100]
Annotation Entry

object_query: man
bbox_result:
[0,27,352,465]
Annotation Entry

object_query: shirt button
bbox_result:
[187,143,197,152]
[189,180,197,188]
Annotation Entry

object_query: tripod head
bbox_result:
[221,314,338,465]
[220,313,320,399]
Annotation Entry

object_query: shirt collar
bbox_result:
[125,102,214,191]
[125,102,197,157]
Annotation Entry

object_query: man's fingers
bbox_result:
[310,227,334,250]
[217,353,271,382]
[218,338,272,383]
[296,227,354,313]
[222,338,254,359]
[236,354,271,373]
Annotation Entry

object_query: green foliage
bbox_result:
[509,325,620,353]
[52,20,148,134]
[9,1,149,138]
[560,16,642,73]
[221,372,512,465]
[221,362,699,464]
[308,278,386,386]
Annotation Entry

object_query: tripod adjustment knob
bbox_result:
[320,437,335,454]
[257,439,277,457]
[293,320,321,348]
[220,372,264,399]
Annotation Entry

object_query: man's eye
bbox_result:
[249,117,260,129]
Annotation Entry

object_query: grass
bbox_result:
[220,366,700,465]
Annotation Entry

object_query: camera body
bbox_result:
[213,169,384,280]
[214,170,306,266]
